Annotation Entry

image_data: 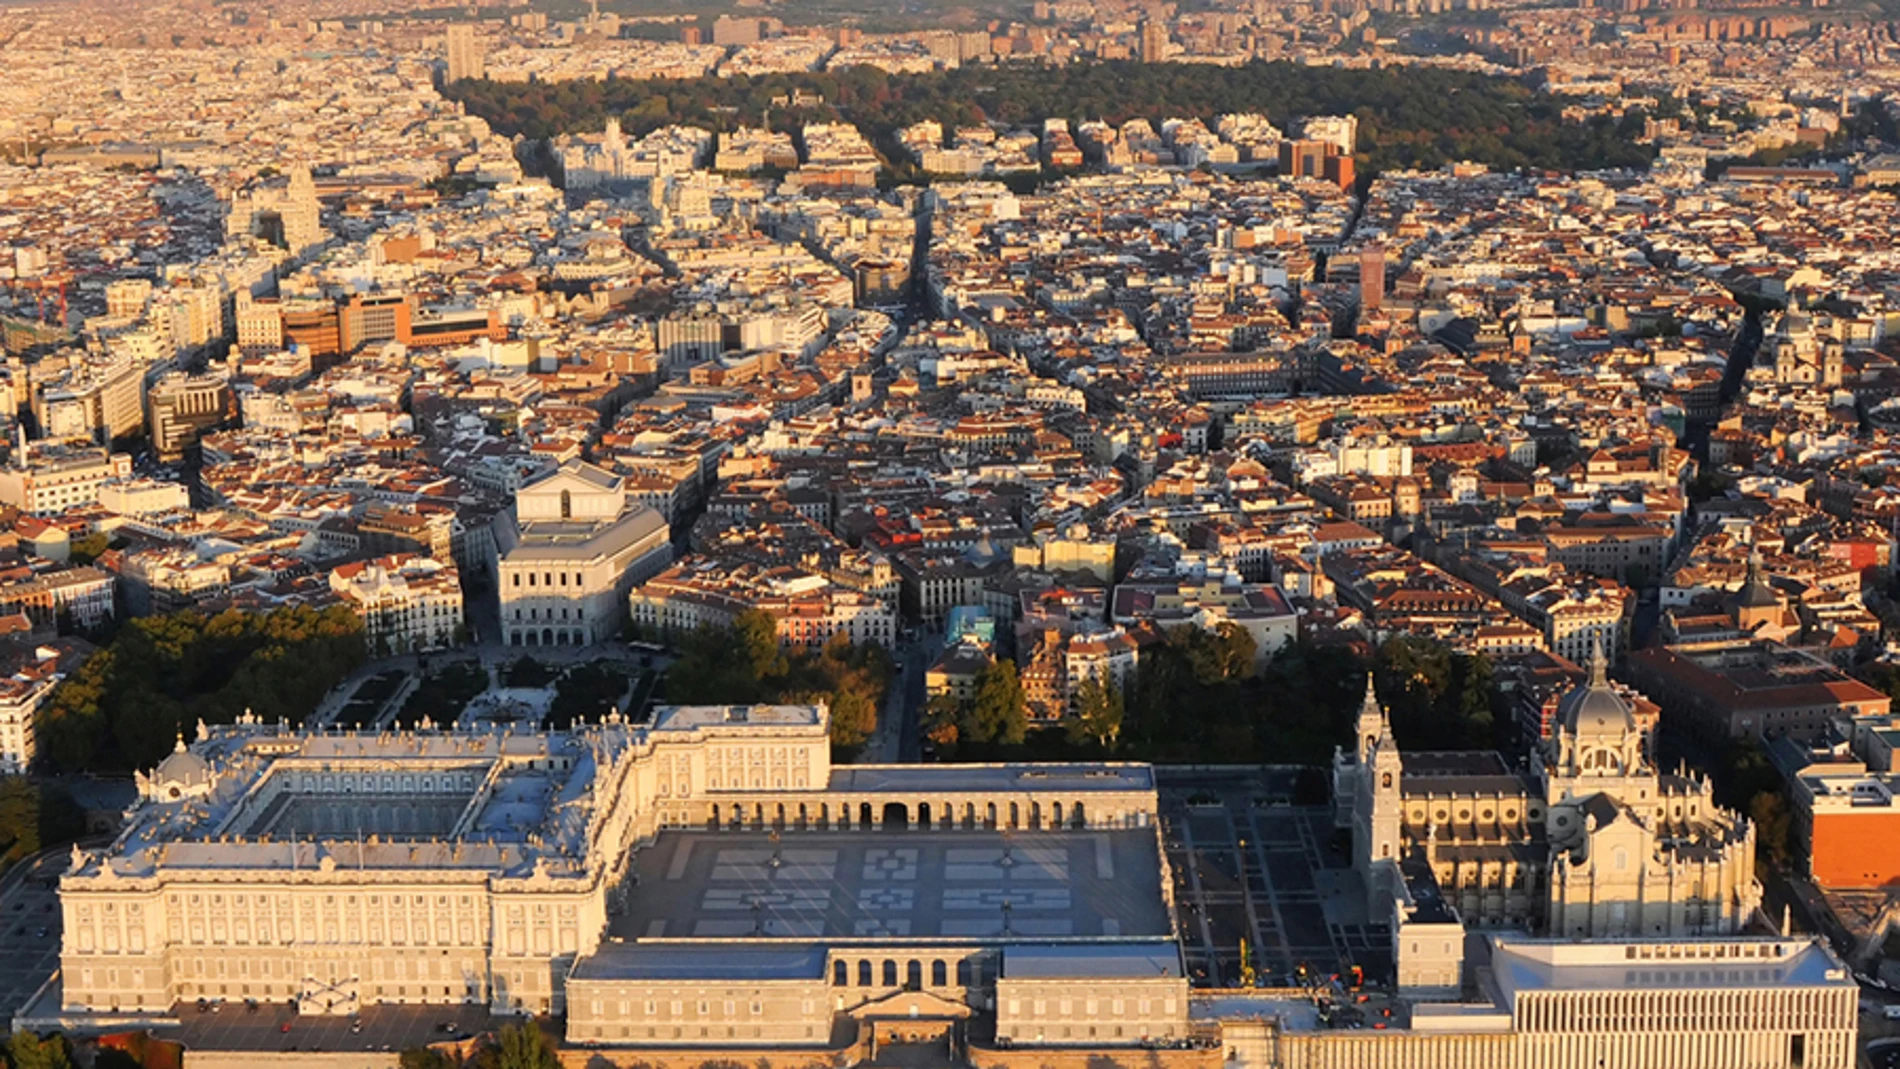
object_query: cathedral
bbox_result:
[1337,646,1762,940]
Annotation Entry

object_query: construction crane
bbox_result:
[7,271,71,325]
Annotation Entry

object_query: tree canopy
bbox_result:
[4,1032,75,1069]
[964,659,1029,748]
[37,605,368,771]
[1066,674,1124,753]
[447,59,1654,179]
[1371,635,1498,751]
[0,777,84,869]
[944,631,1501,768]
[665,610,891,753]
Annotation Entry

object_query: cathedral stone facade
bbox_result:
[1337,646,1762,963]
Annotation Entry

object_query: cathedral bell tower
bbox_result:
[1352,675,1404,873]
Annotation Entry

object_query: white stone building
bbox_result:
[328,554,464,653]
[498,460,673,648]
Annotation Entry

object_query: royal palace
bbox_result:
[31,694,1859,1069]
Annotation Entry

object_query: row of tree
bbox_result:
[446,59,1655,178]
[0,777,85,870]
[400,1022,555,1069]
[37,605,369,772]
[920,627,1500,766]
[662,609,892,753]
[1,1032,76,1069]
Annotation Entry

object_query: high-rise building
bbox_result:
[145,370,232,461]
[32,356,145,444]
[338,293,413,353]
[232,294,284,355]
[1303,114,1359,155]
[1360,245,1386,312]
[711,14,761,45]
[227,166,325,258]
[103,278,152,320]
[445,23,485,82]
[1278,137,1329,179]
[1139,19,1169,63]
[1322,151,1355,192]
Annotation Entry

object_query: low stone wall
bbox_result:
[186,1052,402,1069]
[967,1042,1223,1069]
[553,1021,869,1069]
[558,1042,863,1069]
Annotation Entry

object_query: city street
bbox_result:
[861,632,938,764]
[168,1000,493,1054]
[0,847,72,1023]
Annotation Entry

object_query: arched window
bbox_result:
[560,489,572,519]
[1381,772,1393,789]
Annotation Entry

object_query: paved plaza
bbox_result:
[1156,768,1392,990]
[616,829,1171,941]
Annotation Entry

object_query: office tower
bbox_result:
[1139,19,1169,63]
[227,166,325,258]
[1278,137,1329,179]
[104,278,152,320]
[145,371,232,461]
[712,15,761,45]
[1360,245,1386,312]
[1323,151,1355,192]
[445,23,484,82]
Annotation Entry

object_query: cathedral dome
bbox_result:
[1559,643,1633,739]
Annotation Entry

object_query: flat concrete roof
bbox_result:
[1002,943,1182,979]
[572,945,827,982]
[827,763,1155,794]
[615,829,1170,942]
[1490,937,1851,997]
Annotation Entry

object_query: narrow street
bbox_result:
[861,634,937,764]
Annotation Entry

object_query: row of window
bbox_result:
[1006,996,1174,1019]
[512,571,587,588]
[513,606,585,622]
[578,1025,819,1042]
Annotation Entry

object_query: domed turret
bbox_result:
[1726,547,1783,632]
[150,733,213,802]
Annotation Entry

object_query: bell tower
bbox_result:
[1354,675,1404,873]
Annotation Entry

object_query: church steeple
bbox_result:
[1728,545,1783,632]
[1356,672,1390,764]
